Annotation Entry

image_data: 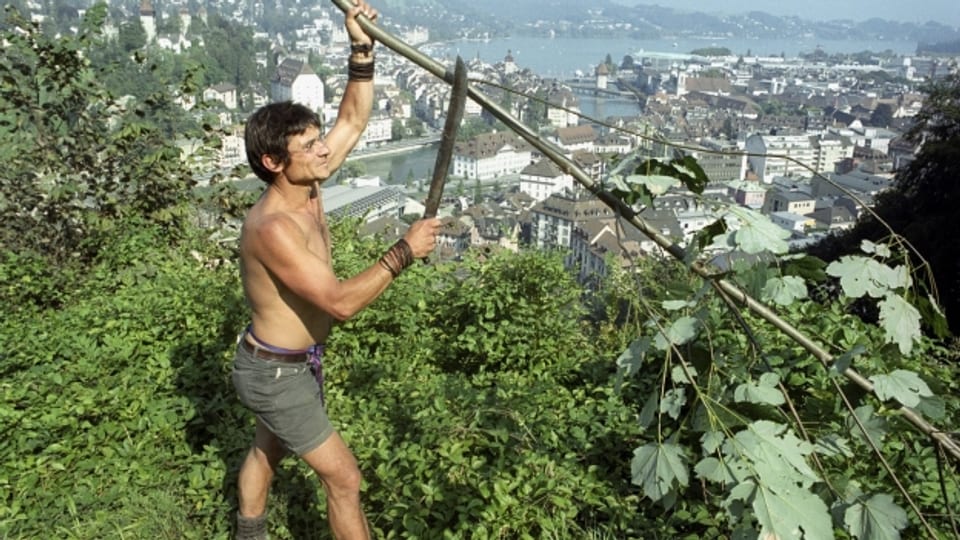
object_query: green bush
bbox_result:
[0,221,247,539]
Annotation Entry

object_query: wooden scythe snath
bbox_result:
[328,0,960,462]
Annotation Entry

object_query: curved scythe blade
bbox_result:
[423,56,468,219]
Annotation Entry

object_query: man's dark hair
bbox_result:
[245,101,323,184]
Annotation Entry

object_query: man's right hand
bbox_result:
[344,0,378,47]
[404,218,441,259]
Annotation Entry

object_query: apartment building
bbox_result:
[745,133,816,182]
[453,132,533,181]
[519,159,574,202]
[529,192,616,251]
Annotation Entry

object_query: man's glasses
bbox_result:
[291,136,325,155]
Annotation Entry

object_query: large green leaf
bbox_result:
[700,430,726,454]
[727,207,790,255]
[846,405,888,445]
[843,493,909,540]
[761,275,808,306]
[639,391,658,429]
[694,456,745,485]
[825,256,911,299]
[653,315,700,351]
[671,364,698,385]
[727,421,818,488]
[877,294,921,355]
[631,442,689,506]
[625,174,681,195]
[616,336,651,379]
[660,388,687,420]
[734,372,786,406]
[869,369,932,408]
[752,482,834,540]
[672,155,710,194]
[830,345,867,376]
[814,434,854,458]
[860,239,892,258]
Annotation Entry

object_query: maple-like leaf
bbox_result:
[727,207,790,255]
[753,482,834,540]
[625,173,681,195]
[843,493,909,540]
[878,293,921,355]
[653,315,699,351]
[869,369,932,408]
[631,442,689,507]
[826,256,911,299]
[761,275,808,306]
[734,372,786,406]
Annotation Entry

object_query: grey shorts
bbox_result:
[232,342,334,455]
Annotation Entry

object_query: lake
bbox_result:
[426,35,919,79]
[363,34,920,184]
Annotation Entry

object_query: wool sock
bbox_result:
[236,511,267,540]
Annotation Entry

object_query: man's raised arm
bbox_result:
[323,0,379,171]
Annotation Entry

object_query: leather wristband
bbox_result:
[348,59,375,81]
[350,42,374,63]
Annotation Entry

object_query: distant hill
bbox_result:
[918,38,960,54]
[378,0,960,44]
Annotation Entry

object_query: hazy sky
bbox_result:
[620,1,960,26]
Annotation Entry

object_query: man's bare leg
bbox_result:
[237,419,288,530]
[300,432,370,539]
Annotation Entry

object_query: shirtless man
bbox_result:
[231,2,440,538]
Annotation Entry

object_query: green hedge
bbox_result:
[0,222,649,539]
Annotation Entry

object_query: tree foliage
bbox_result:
[607,147,959,538]
[810,71,960,334]
[0,4,217,272]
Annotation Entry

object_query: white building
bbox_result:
[139,0,156,43]
[552,125,596,155]
[453,132,533,181]
[359,112,392,147]
[811,170,895,199]
[810,134,854,174]
[834,126,899,155]
[770,211,815,233]
[272,57,324,113]
[400,26,429,46]
[570,220,650,284]
[546,88,580,128]
[529,192,615,251]
[519,159,574,202]
[203,83,238,110]
[745,133,816,183]
[219,129,245,169]
[323,184,406,223]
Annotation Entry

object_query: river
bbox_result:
[354,144,439,189]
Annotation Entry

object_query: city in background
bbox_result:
[11,0,960,279]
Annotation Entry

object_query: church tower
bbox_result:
[139,0,156,43]
[504,50,517,75]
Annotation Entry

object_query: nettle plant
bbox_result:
[605,154,957,539]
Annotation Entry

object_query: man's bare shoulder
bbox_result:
[242,206,306,256]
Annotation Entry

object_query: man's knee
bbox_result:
[325,462,363,496]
